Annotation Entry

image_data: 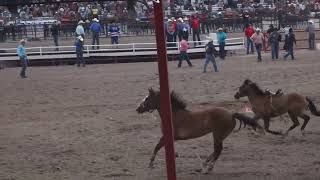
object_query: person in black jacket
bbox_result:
[51,21,60,51]
[203,38,218,73]
[284,28,296,60]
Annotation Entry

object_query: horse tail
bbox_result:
[306,97,320,116]
[232,113,262,131]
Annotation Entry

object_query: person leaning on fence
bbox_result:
[244,23,255,54]
[306,20,316,50]
[17,39,28,78]
[51,21,60,51]
[90,18,101,50]
[203,38,218,73]
[75,36,85,67]
[182,17,190,41]
[76,20,85,38]
[108,21,120,45]
[166,19,175,47]
[191,15,201,46]
[177,17,184,42]
[217,28,227,60]
[284,28,296,60]
[251,28,264,62]
[178,38,192,68]
[269,28,281,60]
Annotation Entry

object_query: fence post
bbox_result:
[39,47,42,56]
[133,43,135,52]
[87,46,90,56]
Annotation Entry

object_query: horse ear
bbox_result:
[244,79,252,85]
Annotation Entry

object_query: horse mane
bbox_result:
[249,82,265,96]
[170,91,187,110]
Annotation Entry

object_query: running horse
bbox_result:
[136,88,261,174]
[234,79,320,135]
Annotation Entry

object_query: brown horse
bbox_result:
[234,79,320,135]
[136,88,261,174]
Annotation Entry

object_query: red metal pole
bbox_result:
[153,0,177,180]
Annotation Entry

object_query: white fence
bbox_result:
[0,37,245,61]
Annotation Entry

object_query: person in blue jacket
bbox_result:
[17,39,28,78]
[217,28,227,59]
[108,21,120,44]
[75,36,85,67]
[90,18,101,50]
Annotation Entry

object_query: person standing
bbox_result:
[166,19,175,47]
[217,28,227,59]
[268,28,281,60]
[90,18,101,49]
[177,18,184,42]
[76,20,85,38]
[108,21,120,44]
[284,28,296,60]
[203,38,218,73]
[75,36,85,67]
[251,28,264,62]
[191,15,201,46]
[178,38,192,68]
[17,39,28,78]
[51,21,59,51]
[306,20,316,50]
[244,24,254,54]
[182,17,190,41]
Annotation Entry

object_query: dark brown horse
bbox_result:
[234,79,320,135]
[136,88,261,174]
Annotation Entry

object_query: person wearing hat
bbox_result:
[306,20,315,50]
[182,17,190,41]
[250,28,264,62]
[76,20,85,38]
[17,39,28,78]
[284,28,296,60]
[244,23,255,54]
[177,17,184,41]
[166,19,175,47]
[75,36,85,67]
[203,38,218,73]
[51,21,60,51]
[217,27,227,59]
[90,18,101,50]
[268,28,281,60]
[108,20,120,44]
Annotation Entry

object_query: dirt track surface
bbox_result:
[1,50,320,180]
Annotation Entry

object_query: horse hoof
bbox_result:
[148,162,155,169]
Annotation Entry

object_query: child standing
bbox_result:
[177,38,192,68]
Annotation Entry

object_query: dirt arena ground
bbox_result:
[1,49,320,180]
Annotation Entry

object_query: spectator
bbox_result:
[17,39,28,78]
[90,18,101,50]
[75,36,85,67]
[284,28,296,60]
[178,38,192,68]
[182,17,190,41]
[165,19,175,47]
[251,28,264,62]
[108,20,120,44]
[244,23,255,54]
[191,15,201,46]
[171,17,177,43]
[76,20,85,38]
[177,17,184,42]
[306,20,316,50]
[203,38,218,73]
[51,21,60,51]
[217,28,227,59]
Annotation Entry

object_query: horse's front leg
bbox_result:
[201,140,223,174]
[149,137,165,168]
[263,117,283,135]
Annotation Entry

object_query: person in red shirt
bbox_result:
[191,15,201,46]
[244,23,255,54]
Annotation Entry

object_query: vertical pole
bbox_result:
[153,1,177,180]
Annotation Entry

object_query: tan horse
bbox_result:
[136,88,261,174]
[234,79,320,135]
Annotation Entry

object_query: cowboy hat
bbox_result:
[183,17,188,21]
[78,20,84,24]
[255,28,261,31]
[77,36,84,42]
[20,39,26,44]
[308,20,314,24]
[178,17,183,22]
[217,28,223,31]
[92,18,99,22]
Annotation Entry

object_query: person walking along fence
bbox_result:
[17,39,28,78]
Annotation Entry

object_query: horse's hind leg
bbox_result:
[149,137,165,168]
[285,112,300,135]
[299,113,310,135]
[263,118,283,135]
[202,133,224,174]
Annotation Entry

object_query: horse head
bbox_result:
[234,79,254,99]
[136,88,160,113]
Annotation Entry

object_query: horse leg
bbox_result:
[299,113,310,135]
[284,112,300,136]
[201,134,223,174]
[149,137,165,168]
[263,118,283,135]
